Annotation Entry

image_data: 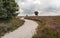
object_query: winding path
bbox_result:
[2,19,38,38]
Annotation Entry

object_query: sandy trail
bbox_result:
[2,19,38,38]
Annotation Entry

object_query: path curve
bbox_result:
[2,19,38,38]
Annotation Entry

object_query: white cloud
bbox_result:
[33,0,41,4]
[16,0,60,16]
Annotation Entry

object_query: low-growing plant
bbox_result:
[25,16,60,38]
[0,18,25,38]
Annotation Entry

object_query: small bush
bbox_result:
[32,34,39,38]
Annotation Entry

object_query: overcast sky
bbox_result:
[16,0,60,16]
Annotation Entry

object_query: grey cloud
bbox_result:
[16,0,60,16]
[20,0,27,2]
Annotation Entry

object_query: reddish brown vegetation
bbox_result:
[25,16,60,38]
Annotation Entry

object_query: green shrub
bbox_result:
[0,0,19,19]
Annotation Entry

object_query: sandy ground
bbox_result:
[2,19,38,38]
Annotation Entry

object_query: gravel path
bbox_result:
[2,19,38,38]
